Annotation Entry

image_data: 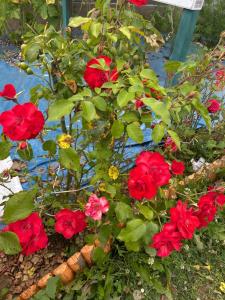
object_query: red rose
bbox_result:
[128,164,157,201]
[136,151,171,187]
[195,193,217,228]
[207,99,221,113]
[215,194,225,207]
[165,137,178,152]
[5,212,48,256]
[55,209,87,239]
[170,200,199,239]
[84,55,118,89]
[171,160,185,175]
[0,84,16,100]
[135,99,144,109]
[151,223,182,257]
[215,69,225,89]
[0,103,44,141]
[128,0,148,6]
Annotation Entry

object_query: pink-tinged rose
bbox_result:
[0,84,16,100]
[128,164,157,200]
[0,103,45,141]
[84,55,118,89]
[207,99,221,113]
[85,194,109,221]
[170,200,199,239]
[55,209,87,239]
[128,0,148,6]
[151,223,182,257]
[171,160,185,175]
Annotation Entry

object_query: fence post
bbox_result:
[61,0,70,30]
[170,8,200,62]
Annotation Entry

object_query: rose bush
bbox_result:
[0,0,224,297]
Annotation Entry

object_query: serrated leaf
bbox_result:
[115,202,133,223]
[111,120,124,138]
[137,204,153,221]
[3,190,36,224]
[0,142,12,160]
[0,232,21,255]
[59,148,80,171]
[48,100,74,121]
[93,96,107,111]
[127,122,144,143]
[167,130,181,150]
[119,26,131,39]
[152,123,166,143]
[82,101,97,122]
[142,98,171,125]
[117,90,134,107]
[118,219,146,242]
[46,276,61,299]
[69,16,91,28]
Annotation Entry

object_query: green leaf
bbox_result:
[43,140,57,155]
[121,111,139,123]
[3,190,36,224]
[82,101,97,122]
[119,26,131,39]
[111,120,124,139]
[23,43,40,63]
[137,204,153,221]
[48,100,74,121]
[117,90,135,107]
[143,222,159,244]
[46,276,61,299]
[167,130,181,150]
[69,16,91,28]
[140,69,158,82]
[127,122,144,143]
[192,98,211,129]
[90,22,102,38]
[93,247,106,265]
[59,148,80,171]
[143,98,171,125]
[0,142,12,160]
[118,219,146,243]
[152,123,166,143]
[0,232,21,255]
[93,96,107,111]
[115,202,133,223]
[125,241,140,252]
[17,143,33,161]
[164,60,181,73]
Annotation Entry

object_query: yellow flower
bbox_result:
[58,134,72,149]
[99,182,106,192]
[108,166,119,180]
[220,282,225,293]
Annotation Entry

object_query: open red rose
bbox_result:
[0,84,16,100]
[171,160,185,175]
[136,151,171,187]
[128,164,157,200]
[215,194,225,206]
[195,193,217,229]
[207,99,221,113]
[55,209,87,239]
[0,103,45,141]
[84,55,118,89]
[151,223,182,257]
[128,0,148,6]
[5,212,48,256]
[170,201,199,239]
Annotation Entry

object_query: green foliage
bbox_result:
[3,190,37,224]
[0,232,21,255]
